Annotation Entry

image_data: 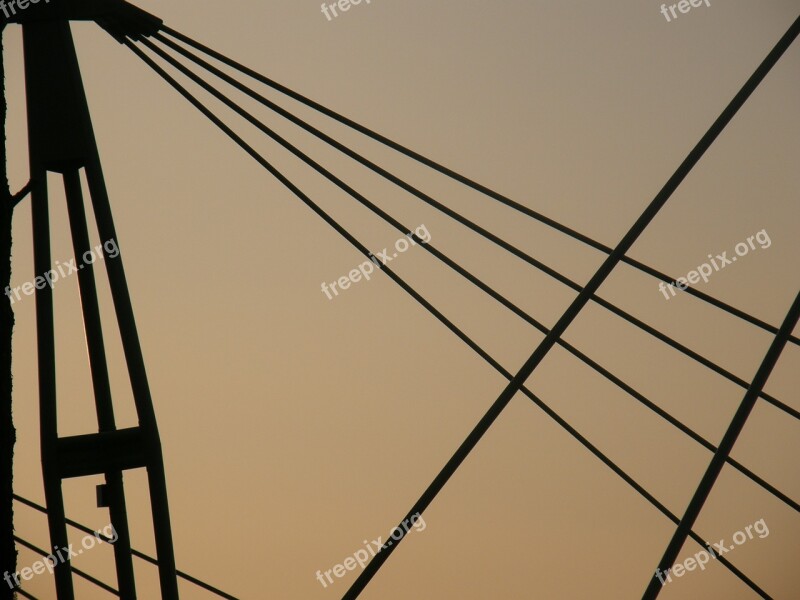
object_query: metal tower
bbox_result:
[6,2,177,598]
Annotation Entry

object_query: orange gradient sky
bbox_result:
[4,1,800,598]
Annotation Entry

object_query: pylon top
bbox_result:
[1,0,161,42]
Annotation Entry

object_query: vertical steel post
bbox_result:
[29,167,74,600]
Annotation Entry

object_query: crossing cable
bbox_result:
[13,536,118,596]
[15,589,39,600]
[157,24,800,349]
[133,36,799,514]
[143,33,800,425]
[122,37,773,598]
[643,290,800,599]
[12,495,241,600]
[342,15,800,598]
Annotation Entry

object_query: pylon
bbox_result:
[10,3,178,598]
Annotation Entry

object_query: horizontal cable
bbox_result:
[12,495,240,600]
[13,536,118,596]
[158,24,800,349]
[123,37,769,598]
[149,32,799,424]
[138,36,798,514]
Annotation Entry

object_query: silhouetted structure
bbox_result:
[3,3,799,599]
[5,3,177,599]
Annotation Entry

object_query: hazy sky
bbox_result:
[5,1,800,598]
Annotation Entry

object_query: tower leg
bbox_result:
[30,169,74,600]
[84,154,180,600]
[63,169,137,600]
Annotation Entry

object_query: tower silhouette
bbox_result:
[8,3,177,598]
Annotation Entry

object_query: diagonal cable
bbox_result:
[135,35,798,513]
[157,24,800,349]
[643,289,800,599]
[342,14,800,597]
[13,536,118,596]
[122,35,776,598]
[143,31,800,424]
[12,495,240,600]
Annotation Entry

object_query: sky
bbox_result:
[4,0,800,598]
